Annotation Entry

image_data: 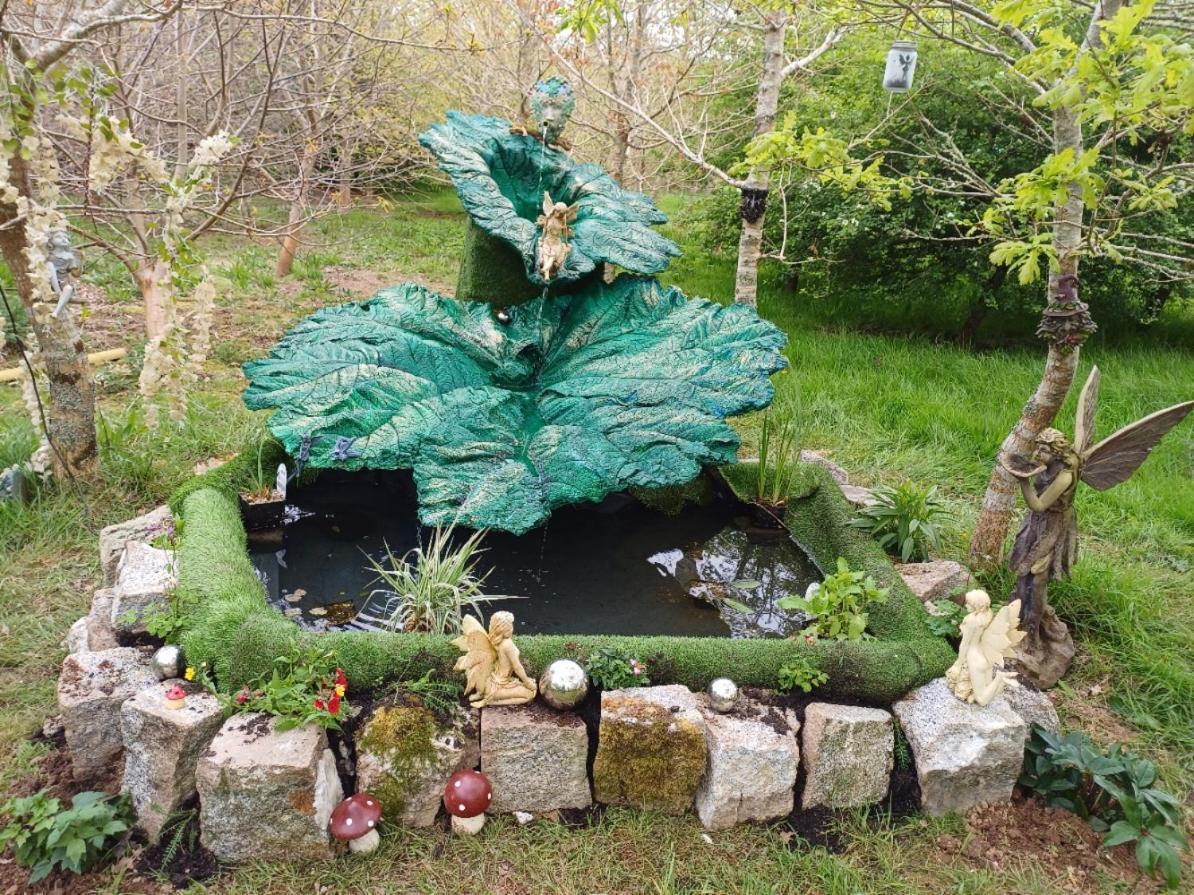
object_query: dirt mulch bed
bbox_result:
[933,794,1157,893]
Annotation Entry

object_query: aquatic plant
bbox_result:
[365,526,510,634]
[778,557,888,641]
[244,276,786,533]
[752,409,802,509]
[418,112,679,286]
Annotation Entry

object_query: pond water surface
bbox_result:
[247,470,820,638]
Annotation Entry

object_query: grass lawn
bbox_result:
[1,189,1190,893]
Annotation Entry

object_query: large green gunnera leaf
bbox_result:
[243,276,787,534]
[419,113,679,286]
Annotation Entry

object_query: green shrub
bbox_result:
[0,791,133,883]
[776,655,828,693]
[778,557,889,641]
[848,482,948,562]
[223,647,350,731]
[1020,725,1187,888]
[586,647,650,690]
[923,599,966,639]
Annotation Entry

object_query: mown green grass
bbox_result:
[1,190,1191,893]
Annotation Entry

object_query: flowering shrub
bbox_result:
[585,648,649,690]
[213,649,350,731]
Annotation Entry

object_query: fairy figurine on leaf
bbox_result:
[1000,366,1192,686]
[452,612,537,708]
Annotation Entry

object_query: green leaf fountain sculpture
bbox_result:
[999,366,1192,687]
[244,79,787,534]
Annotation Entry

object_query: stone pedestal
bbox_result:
[196,714,342,862]
[800,703,893,809]
[121,681,224,837]
[481,702,590,814]
[893,678,1026,817]
[1002,686,1060,738]
[593,685,707,814]
[110,542,177,635]
[100,505,173,586]
[694,699,799,830]
[355,699,479,827]
[57,647,156,782]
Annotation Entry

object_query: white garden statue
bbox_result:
[945,590,1026,706]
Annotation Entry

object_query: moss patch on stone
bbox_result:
[356,702,440,820]
[592,698,706,814]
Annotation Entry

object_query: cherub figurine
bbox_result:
[511,76,575,150]
[536,191,578,281]
[1000,367,1192,685]
[946,590,1025,706]
[452,612,537,708]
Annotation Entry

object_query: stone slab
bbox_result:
[895,560,974,603]
[111,542,177,635]
[64,589,119,654]
[100,505,173,586]
[893,678,1026,817]
[196,714,342,862]
[57,647,157,782]
[801,702,893,809]
[121,681,225,837]
[593,685,707,814]
[694,698,799,830]
[1002,686,1060,737]
[481,702,590,814]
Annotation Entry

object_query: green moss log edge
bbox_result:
[172,451,952,704]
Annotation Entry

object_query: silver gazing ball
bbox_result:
[707,677,739,713]
[538,659,588,710]
[151,645,184,681]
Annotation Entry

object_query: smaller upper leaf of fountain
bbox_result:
[419,112,680,286]
[243,276,787,534]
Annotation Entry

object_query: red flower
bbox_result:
[314,698,325,710]
[236,688,249,705]
[335,668,347,688]
[328,693,341,715]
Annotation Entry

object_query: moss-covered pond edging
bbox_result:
[169,444,953,704]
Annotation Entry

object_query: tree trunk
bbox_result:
[969,106,1091,569]
[276,144,317,278]
[0,171,97,477]
[336,134,353,208]
[733,10,787,307]
[135,259,172,343]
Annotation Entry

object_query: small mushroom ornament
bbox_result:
[164,684,187,710]
[443,769,492,835]
[329,793,382,853]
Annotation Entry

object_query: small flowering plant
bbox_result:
[224,648,350,731]
[585,647,650,691]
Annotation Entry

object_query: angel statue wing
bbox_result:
[1073,366,1101,456]
[1080,401,1194,491]
[452,615,496,699]
[978,599,1026,667]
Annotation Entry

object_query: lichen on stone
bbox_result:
[356,702,440,819]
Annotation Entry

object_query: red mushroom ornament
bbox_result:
[164,683,187,710]
[443,769,491,835]
[329,793,382,854]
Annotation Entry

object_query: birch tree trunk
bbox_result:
[969,1,1117,568]
[0,162,97,476]
[969,105,1092,568]
[733,10,786,306]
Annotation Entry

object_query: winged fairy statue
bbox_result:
[452,612,537,708]
[999,366,1192,686]
[946,590,1025,706]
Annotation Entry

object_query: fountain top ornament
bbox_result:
[244,80,788,534]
